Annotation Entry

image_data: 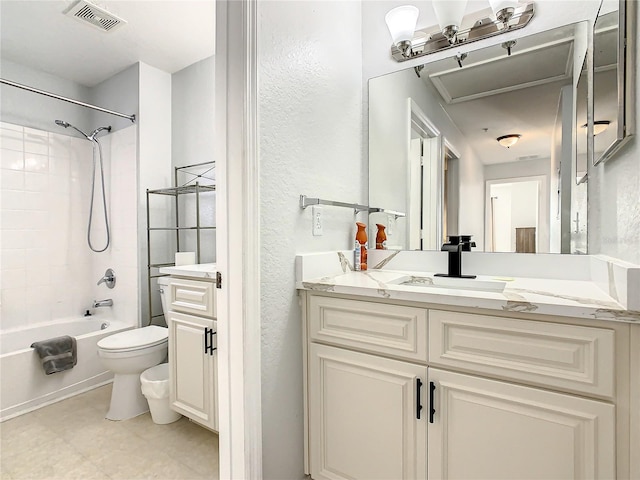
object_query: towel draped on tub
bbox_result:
[31,336,77,375]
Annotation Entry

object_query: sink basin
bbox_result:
[391,275,507,293]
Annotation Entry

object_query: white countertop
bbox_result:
[159,263,217,279]
[296,252,640,323]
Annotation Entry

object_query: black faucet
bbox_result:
[435,235,477,279]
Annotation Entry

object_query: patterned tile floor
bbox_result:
[0,384,219,479]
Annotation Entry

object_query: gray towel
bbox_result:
[31,336,77,375]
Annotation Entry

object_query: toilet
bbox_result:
[97,279,172,420]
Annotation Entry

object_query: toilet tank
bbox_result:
[157,276,171,317]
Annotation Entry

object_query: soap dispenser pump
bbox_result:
[354,222,368,271]
[375,224,387,249]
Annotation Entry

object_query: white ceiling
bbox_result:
[0,0,215,87]
[420,23,581,165]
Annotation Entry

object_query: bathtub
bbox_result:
[0,317,132,421]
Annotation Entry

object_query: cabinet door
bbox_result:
[428,368,615,480]
[168,311,217,431]
[309,343,427,480]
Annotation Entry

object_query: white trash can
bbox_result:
[140,363,181,424]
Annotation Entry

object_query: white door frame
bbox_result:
[484,175,545,253]
[215,0,262,478]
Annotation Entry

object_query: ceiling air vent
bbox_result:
[64,0,127,33]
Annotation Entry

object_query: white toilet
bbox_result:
[97,277,173,420]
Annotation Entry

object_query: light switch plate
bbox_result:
[312,206,323,236]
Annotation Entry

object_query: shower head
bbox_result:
[55,119,70,128]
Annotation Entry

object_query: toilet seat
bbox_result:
[98,326,168,353]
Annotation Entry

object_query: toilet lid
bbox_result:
[98,326,168,351]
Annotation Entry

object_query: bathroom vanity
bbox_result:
[298,251,640,480]
[159,264,218,431]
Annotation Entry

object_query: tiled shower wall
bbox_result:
[0,122,138,331]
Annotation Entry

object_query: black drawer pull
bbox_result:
[204,327,210,354]
[429,382,436,423]
[416,378,423,419]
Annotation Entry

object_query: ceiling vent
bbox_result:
[64,0,127,33]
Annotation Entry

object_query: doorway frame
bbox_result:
[215,0,262,478]
[484,175,546,253]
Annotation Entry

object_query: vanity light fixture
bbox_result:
[583,120,611,136]
[496,134,521,148]
[384,5,420,58]
[432,0,468,44]
[488,0,520,27]
[386,2,534,62]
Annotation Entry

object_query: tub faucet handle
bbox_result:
[97,268,116,289]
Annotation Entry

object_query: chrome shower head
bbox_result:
[54,119,91,140]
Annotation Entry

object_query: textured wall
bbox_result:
[258,1,363,478]
[587,3,640,265]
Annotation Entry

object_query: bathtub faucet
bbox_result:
[93,299,113,308]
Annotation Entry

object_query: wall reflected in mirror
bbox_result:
[592,0,634,165]
[369,22,589,254]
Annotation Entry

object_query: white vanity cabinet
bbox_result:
[303,293,624,480]
[166,276,218,431]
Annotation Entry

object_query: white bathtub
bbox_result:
[0,317,131,421]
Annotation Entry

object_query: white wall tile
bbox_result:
[1,169,24,190]
[23,191,49,211]
[2,268,27,289]
[24,172,49,192]
[0,288,27,330]
[1,149,24,170]
[0,122,22,132]
[0,128,23,152]
[1,230,26,249]
[1,249,25,270]
[48,133,72,158]
[24,153,48,173]
[1,210,29,230]
[1,123,139,327]
[1,190,25,211]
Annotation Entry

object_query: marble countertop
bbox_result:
[159,263,217,279]
[297,268,640,323]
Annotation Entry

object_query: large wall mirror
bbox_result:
[369,22,589,255]
[593,0,635,165]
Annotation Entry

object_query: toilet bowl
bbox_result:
[97,325,168,420]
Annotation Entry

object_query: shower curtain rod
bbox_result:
[0,78,136,123]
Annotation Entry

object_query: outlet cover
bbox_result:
[312,206,323,236]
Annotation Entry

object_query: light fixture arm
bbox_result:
[390,2,535,62]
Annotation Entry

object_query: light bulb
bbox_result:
[432,0,467,40]
[385,6,419,45]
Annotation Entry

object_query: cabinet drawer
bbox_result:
[429,310,615,398]
[168,278,216,318]
[309,296,427,362]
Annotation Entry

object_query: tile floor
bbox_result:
[0,384,219,479]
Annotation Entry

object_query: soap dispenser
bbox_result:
[375,224,387,249]
[354,222,368,271]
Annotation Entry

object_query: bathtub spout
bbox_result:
[93,299,113,308]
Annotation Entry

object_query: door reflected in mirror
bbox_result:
[369,22,589,254]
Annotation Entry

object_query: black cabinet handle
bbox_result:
[204,327,210,354]
[429,382,436,423]
[204,328,217,355]
[416,378,423,419]
[210,330,217,353]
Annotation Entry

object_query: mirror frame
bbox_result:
[592,0,636,166]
